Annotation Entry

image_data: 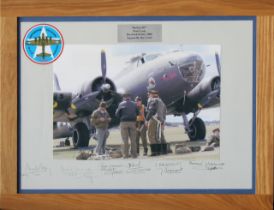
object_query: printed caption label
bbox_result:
[118,24,162,42]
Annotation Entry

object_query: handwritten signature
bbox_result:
[60,166,94,183]
[189,161,225,171]
[127,161,151,174]
[100,163,124,176]
[155,161,184,176]
[23,163,51,177]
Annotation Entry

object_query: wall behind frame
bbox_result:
[0,0,273,208]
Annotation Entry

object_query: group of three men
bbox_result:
[91,89,168,158]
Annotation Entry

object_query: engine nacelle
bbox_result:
[91,77,116,93]
[77,76,116,98]
[53,122,73,139]
[187,76,220,102]
[53,92,72,110]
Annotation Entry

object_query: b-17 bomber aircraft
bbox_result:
[53,49,221,147]
[25,33,61,59]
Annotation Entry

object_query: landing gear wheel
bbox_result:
[72,123,90,148]
[187,117,206,141]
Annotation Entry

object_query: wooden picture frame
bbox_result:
[0,0,273,209]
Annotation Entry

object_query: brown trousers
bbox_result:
[136,122,148,151]
[120,121,137,158]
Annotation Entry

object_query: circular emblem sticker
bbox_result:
[23,24,64,64]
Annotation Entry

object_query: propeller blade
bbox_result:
[54,73,61,91]
[215,52,221,77]
[101,50,107,83]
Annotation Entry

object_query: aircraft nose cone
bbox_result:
[177,55,205,83]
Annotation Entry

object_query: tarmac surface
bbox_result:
[53,124,220,160]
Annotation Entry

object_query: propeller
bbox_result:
[100,50,112,93]
[214,52,221,92]
[215,52,221,77]
[54,73,61,91]
[101,50,107,83]
[54,50,112,112]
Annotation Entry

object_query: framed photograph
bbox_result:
[0,1,273,209]
[18,16,254,193]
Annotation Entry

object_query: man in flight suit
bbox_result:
[135,96,148,156]
[146,90,168,156]
[115,93,139,158]
[90,101,111,156]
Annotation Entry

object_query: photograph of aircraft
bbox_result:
[53,46,220,148]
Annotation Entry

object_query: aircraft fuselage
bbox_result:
[114,51,206,113]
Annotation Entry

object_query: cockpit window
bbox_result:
[179,60,204,83]
[137,53,161,67]
[144,54,160,62]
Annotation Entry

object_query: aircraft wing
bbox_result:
[53,90,102,123]
[25,39,61,46]
[53,91,74,123]
[25,40,43,46]
[46,39,61,45]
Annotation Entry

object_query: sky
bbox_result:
[53,44,220,122]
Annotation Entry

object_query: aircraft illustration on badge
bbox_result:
[23,24,64,64]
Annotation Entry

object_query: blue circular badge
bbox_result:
[23,24,64,64]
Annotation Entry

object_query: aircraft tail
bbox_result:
[54,73,61,91]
